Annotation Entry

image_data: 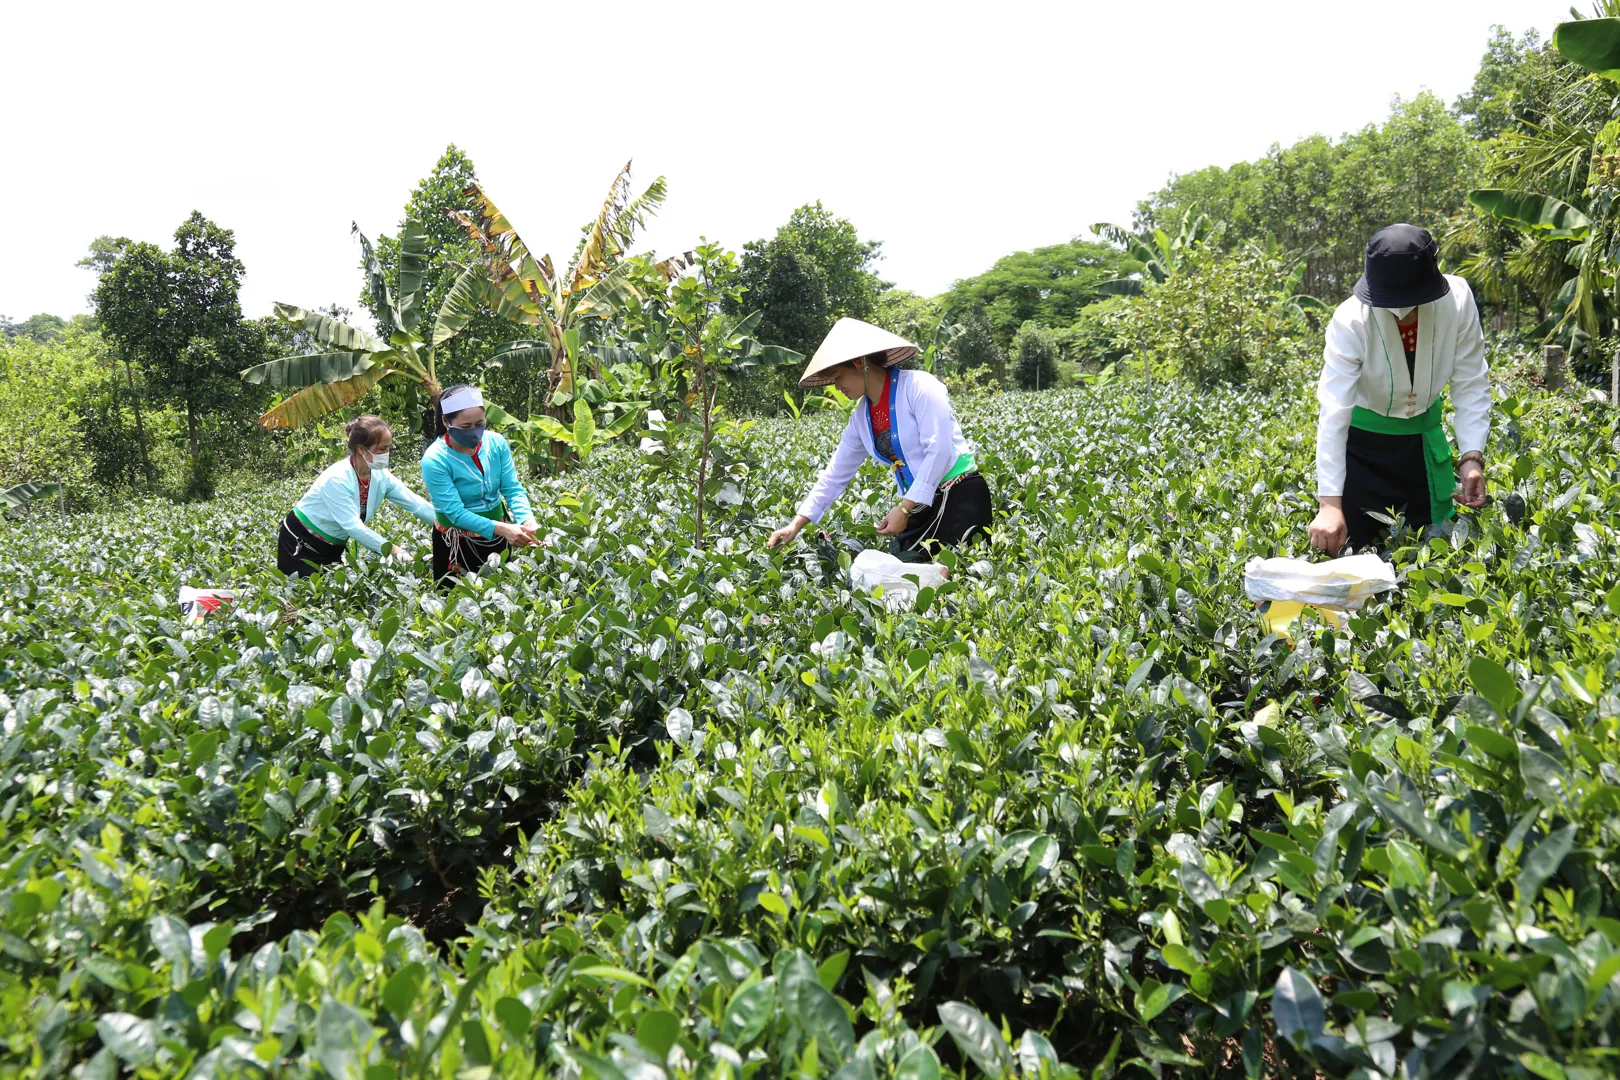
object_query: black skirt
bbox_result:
[277,513,347,577]
[891,472,994,564]
[1342,427,1433,549]
[432,525,510,588]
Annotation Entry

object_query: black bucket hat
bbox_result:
[1352,224,1450,308]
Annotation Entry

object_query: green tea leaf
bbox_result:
[938,1001,1013,1079]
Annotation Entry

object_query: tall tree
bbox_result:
[96,212,260,497]
[734,202,886,358]
[362,145,540,404]
[945,309,1006,382]
[1455,26,1550,141]
[1012,320,1059,390]
[78,235,151,478]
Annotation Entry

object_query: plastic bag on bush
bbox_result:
[849,549,947,610]
[1242,553,1396,612]
[178,586,236,625]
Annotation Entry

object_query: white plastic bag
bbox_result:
[178,586,236,625]
[1242,554,1396,612]
[849,549,947,610]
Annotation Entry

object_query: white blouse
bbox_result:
[1315,274,1491,497]
[796,368,975,523]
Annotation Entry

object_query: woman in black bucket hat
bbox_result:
[1308,224,1492,553]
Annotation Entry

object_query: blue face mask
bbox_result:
[448,424,485,449]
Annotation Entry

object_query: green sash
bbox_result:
[1349,398,1454,527]
[293,507,343,547]
[941,452,975,486]
[435,499,508,531]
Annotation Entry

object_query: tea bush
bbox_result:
[3,379,1620,1078]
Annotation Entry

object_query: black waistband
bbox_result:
[283,511,345,555]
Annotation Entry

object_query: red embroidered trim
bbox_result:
[870,369,893,433]
[1397,311,1418,357]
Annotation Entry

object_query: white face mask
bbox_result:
[368,450,390,470]
[1384,305,1415,319]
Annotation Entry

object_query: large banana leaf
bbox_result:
[352,224,398,338]
[1554,17,1620,81]
[397,220,431,333]
[452,186,554,318]
[484,340,553,374]
[655,251,695,281]
[572,398,596,455]
[1095,278,1144,297]
[1469,190,1592,240]
[586,344,656,368]
[731,342,801,368]
[599,408,646,440]
[528,415,571,441]
[570,162,635,294]
[1090,222,1133,246]
[257,365,390,430]
[242,351,378,389]
[0,482,61,509]
[571,261,645,321]
[272,303,387,353]
[432,264,489,347]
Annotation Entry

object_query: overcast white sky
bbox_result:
[0,0,1575,321]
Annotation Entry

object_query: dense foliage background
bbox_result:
[5,380,1620,1077]
[6,12,1620,1080]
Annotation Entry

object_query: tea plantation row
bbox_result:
[3,382,1619,1079]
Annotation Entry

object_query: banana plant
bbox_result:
[1091,206,1225,296]
[1464,13,1620,343]
[450,162,689,403]
[916,314,966,374]
[241,222,490,429]
[1554,15,1620,82]
[0,482,60,514]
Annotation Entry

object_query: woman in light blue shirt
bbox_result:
[278,416,436,577]
[420,384,538,585]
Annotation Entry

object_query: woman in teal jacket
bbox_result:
[420,384,538,585]
[278,416,436,577]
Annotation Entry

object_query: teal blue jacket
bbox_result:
[420,431,535,539]
[291,457,436,553]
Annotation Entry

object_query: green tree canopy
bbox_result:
[0,314,68,343]
[734,202,886,358]
[1135,92,1481,301]
[944,308,1005,381]
[871,290,945,351]
[943,239,1136,347]
[1012,320,1059,391]
[362,145,541,403]
[95,212,267,498]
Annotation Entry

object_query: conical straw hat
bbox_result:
[798,318,919,387]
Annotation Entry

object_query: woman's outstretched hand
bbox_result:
[1457,460,1486,508]
[875,505,909,536]
[767,515,812,548]
[495,521,534,548]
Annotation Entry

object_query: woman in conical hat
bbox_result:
[767,318,993,561]
[1309,224,1491,553]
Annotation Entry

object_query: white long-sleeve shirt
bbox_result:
[1316,274,1491,497]
[796,368,976,523]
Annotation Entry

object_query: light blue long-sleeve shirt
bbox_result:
[291,457,437,553]
[420,431,535,539]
